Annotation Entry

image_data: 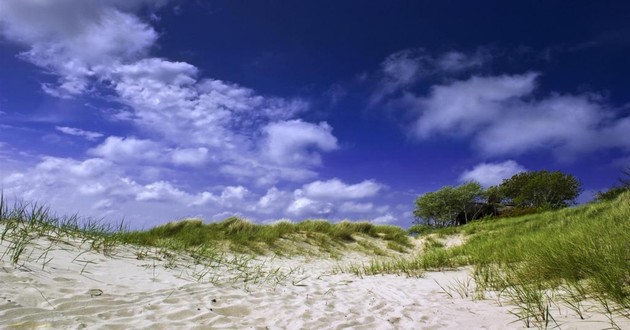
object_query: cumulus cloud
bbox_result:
[1,0,340,188]
[192,186,250,208]
[299,178,383,200]
[88,136,163,164]
[371,214,396,224]
[262,120,338,166]
[286,197,335,218]
[407,73,630,158]
[459,160,527,187]
[0,0,165,98]
[0,0,388,226]
[55,126,104,141]
[412,73,538,138]
[254,182,389,220]
[338,202,374,213]
[135,181,188,202]
[171,147,209,166]
[1,156,257,226]
[255,187,293,215]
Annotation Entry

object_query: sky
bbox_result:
[1,1,629,229]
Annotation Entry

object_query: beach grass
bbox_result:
[0,193,413,266]
[117,217,412,256]
[347,191,630,328]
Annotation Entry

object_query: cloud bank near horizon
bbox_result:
[0,0,398,226]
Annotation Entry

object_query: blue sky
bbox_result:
[1,1,629,228]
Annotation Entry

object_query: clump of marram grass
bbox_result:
[0,194,127,268]
[0,197,310,289]
[119,217,412,256]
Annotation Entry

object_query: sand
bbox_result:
[0,231,627,329]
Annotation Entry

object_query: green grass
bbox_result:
[118,217,412,255]
[351,191,630,328]
[1,191,412,257]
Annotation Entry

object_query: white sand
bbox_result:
[0,232,627,329]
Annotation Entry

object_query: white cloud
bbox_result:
[0,0,165,98]
[474,95,604,157]
[189,186,249,207]
[407,73,630,158]
[380,50,425,90]
[255,187,292,214]
[220,186,249,203]
[1,0,340,190]
[371,214,396,224]
[412,73,538,138]
[109,59,308,149]
[88,136,163,164]
[35,157,113,179]
[55,126,104,141]
[459,160,527,187]
[0,156,259,227]
[300,178,383,200]
[107,58,324,183]
[286,197,335,218]
[339,202,374,213]
[0,0,351,225]
[171,147,209,166]
[219,163,317,186]
[262,120,338,166]
[135,181,188,202]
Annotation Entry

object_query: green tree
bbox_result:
[413,182,484,227]
[499,170,581,209]
[595,165,630,202]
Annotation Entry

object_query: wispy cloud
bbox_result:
[55,126,104,141]
[371,48,491,103]
[298,178,383,200]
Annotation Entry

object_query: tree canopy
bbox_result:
[413,170,582,227]
[413,182,484,227]
[499,170,582,209]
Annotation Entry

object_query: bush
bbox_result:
[595,186,629,202]
[499,170,581,209]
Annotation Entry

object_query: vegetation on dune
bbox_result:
[499,170,582,209]
[414,170,582,227]
[596,165,630,202]
[413,181,485,227]
[118,217,412,255]
[358,191,630,328]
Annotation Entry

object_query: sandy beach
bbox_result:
[0,230,627,330]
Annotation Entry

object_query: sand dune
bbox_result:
[0,230,626,329]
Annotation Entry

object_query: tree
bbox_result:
[413,182,484,227]
[499,170,582,209]
[595,165,630,202]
